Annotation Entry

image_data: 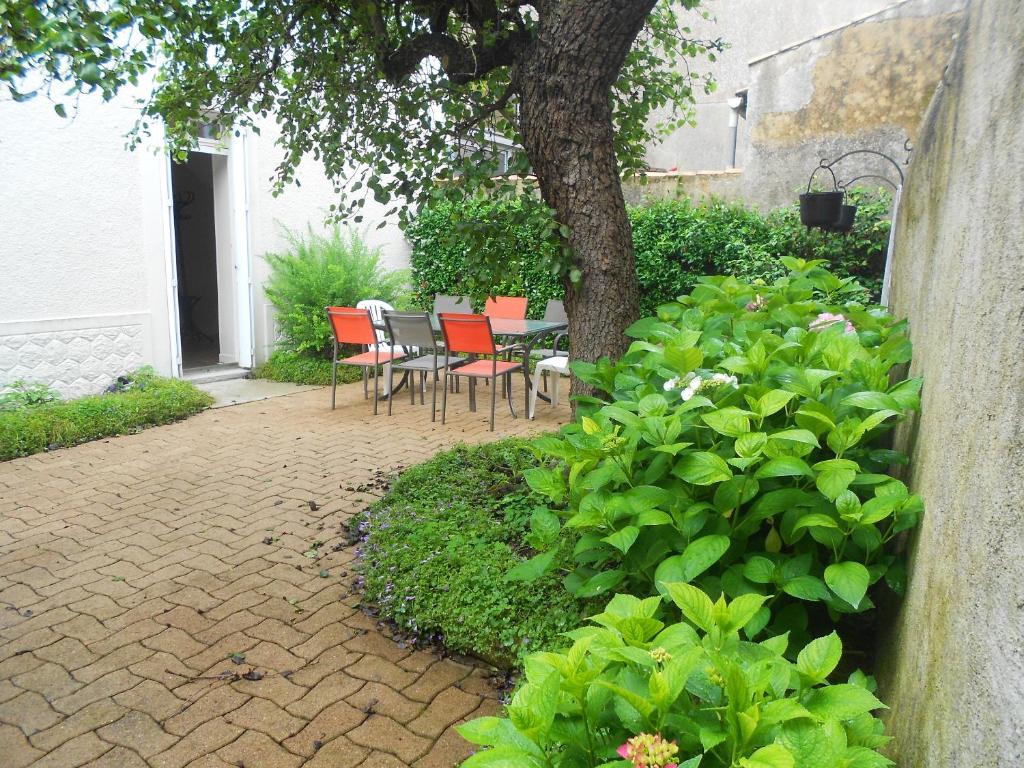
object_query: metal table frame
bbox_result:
[374,315,569,415]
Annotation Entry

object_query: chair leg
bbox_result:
[441,371,449,424]
[362,367,368,399]
[469,378,476,412]
[529,370,540,419]
[506,373,517,419]
[551,371,561,408]
[431,371,438,422]
[372,365,380,415]
[387,367,395,416]
[331,362,338,410]
[490,375,497,431]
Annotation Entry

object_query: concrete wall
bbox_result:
[877,0,1024,765]
[645,0,896,173]
[741,0,965,209]
[621,170,744,206]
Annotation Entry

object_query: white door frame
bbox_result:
[161,128,255,373]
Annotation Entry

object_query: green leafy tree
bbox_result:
[1,0,720,375]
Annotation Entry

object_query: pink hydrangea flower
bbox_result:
[809,311,856,334]
[616,733,680,768]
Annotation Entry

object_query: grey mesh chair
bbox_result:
[432,294,473,315]
[382,310,466,420]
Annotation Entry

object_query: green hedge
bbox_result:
[0,370,212,461]
[407,191,890,318]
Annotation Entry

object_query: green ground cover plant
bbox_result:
[0,369,212,461]
[514,260,920,648]
[251,349,364,386]
[459,589,892,768]
[353,439,587,667]
[407,191,890,317]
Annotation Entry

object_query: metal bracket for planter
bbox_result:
[800,146,909,232]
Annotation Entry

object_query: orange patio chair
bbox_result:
[325,306,405,413]
[483,295,528,320]
[438,313,524,431]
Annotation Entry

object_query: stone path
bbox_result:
[0,381,568,767]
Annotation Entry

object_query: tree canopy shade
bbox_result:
[1,0,719,371]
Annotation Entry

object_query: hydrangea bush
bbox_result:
[513,259,923,644]
[458,589,892,768]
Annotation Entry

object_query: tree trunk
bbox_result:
[516,1,656,396]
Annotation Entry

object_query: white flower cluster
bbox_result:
[663,371,740,400]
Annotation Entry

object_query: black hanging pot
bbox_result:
[800,191,845,228]
[800,163,844,228]
[825,204,857,234]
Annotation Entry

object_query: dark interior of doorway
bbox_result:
[171,153,220,368]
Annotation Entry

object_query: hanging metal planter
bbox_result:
[799,164,844,228]
[825,204,857,233]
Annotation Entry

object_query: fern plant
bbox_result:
[263,227,409,358]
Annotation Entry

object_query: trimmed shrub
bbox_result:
[407,191,890,317]
[251,350,363,386]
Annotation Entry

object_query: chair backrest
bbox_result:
[543,299,567,324]
[356,299,395,346]
[438,313,496,355]
[433,295,472,315]
[325,306,377,346]
[355,299,395,322]
[383,310,437,351]
[484,295,528,320]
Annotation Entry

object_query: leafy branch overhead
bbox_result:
[0,0,720,220]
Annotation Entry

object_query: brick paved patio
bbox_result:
[0,381,569,767]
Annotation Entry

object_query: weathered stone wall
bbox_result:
[621,170,745,206]
[742,0,965,209]
[877,0,1024,765]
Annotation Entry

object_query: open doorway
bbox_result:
[171,152,233,370]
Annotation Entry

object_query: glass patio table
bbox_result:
[374,315,568,414]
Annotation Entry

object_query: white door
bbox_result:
[228,131,255,369]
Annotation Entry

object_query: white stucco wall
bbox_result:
[0,93,410,396]
[0,93,171,396]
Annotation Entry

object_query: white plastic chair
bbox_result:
[530,355,571,418]
[356,299,396,395]
[355,299,396,351]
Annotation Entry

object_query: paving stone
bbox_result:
[164,685,250,737]
[302,735,370,768]
[407,686,482,737]
[0,722,45,768]
[12,660,83,698]
[143,628,207,659]
[31,699,127,752]
[150,719,244,768]
[28,731,111,768]
[82,745,150,768]
[98,710,178,757]
[216,730,304,768]
[404,659,473,703]
[0,385,566,767]
[51,669,141,716]
[113,679,187,722]
[73,642,154,684]
[223,696,305,740]
[286,672,365,720]
[348,681,427,724]
[0,690,63,736]
[347,714,433,763]
[283,701,367,757]
[34,636,99,671]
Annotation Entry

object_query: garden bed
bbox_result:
[0,369,213,461]
[351,438,587,668]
